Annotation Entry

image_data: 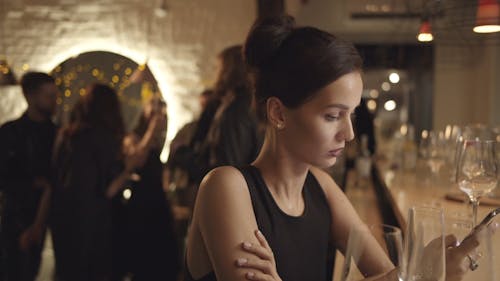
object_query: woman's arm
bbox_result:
[187,166,265,281]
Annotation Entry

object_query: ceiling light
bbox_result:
[473,0,500,33]
[417,20,434,42]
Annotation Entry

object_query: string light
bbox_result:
[50,53,164,130]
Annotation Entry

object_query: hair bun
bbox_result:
[244,15,295,70]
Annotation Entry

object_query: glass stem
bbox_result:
[471,199,479,227]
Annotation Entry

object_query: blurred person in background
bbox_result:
[164,89,215,257]
[119,97,180,281]
[51,84,143,281]
[189,45,261,185]
[0,72,58,281]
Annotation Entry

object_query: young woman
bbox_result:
[185,15,479,281]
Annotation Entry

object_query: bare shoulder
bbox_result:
[197,166,249,200]
[201,166,246,187]
[189,166,261,280]
[195,166,253,224]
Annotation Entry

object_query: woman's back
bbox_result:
[51,127,119,280]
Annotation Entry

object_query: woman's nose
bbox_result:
[336,117,355,142]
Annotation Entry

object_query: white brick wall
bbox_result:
[0,0,257,156]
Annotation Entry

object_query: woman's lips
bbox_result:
[328,148,344,157]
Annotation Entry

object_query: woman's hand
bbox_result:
[444,222,499,281]
[236,230,282,281]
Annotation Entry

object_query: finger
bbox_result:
[458,233,480,255]
[236,258,272,274]
[245,271,272,281]
[445,234,459,248]
[242,242,272,260]
[488,222,499,234]
[254,230,270,249]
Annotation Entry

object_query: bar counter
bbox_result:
[373,159,500,281]
[373,159,499,229]
[334,159,500,281]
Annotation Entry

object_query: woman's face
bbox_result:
[282,71,363,168]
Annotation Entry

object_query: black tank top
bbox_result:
[185,165,333,281]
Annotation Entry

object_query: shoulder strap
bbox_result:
[236,165,257,187]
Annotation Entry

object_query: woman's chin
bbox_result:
[315,158,337,169]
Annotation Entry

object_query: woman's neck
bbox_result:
[252,135,310,208]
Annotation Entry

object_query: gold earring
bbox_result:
[276,123,284,129]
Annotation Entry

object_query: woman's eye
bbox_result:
[325,114,339,121]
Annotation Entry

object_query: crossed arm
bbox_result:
[187,166,481,281]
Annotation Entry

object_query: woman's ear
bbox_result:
[266,97,286,130]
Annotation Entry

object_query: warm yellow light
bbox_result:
[64,89,71,97]
[112,75,119,83]
[384,100,397,111]
[417,21,434,42]
[473,0,500,33]
[473,25,500,33]
[381,82,391,92]
[389,72,400,84]
[369,89,379,99]
[417,33,434,42]
[400,124,408,136]
[123,188,132,200]
[42,41,182,164]
[22,64,30,71]
[367,99,377,111]
[421,129,429,139]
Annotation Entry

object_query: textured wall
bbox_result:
[0,0,257,159]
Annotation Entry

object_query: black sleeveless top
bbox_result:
[185,165,333,281]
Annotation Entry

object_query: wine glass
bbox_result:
[427,131,446,177]
[444,125,462,180]
[341,224,404,281]
[456,139,498,226]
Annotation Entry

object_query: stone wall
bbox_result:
[0,0,257,160]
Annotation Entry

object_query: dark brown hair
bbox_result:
[214,45,251,99]
[20,71,55,97]
[66,83,125,144]
[243,15,363,120]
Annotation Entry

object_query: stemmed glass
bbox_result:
[456,139,498,226]
[426,131,446,176]
[420,130,447,186]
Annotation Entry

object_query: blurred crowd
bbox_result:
[0,44,262,281]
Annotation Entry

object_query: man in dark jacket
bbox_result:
[0,72,58,280]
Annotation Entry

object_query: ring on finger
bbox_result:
[467,254,479,271]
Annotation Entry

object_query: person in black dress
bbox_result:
[0,72,58,281]
[51,84,141,281]
[184,15,482,281]
[121,98,180,280]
